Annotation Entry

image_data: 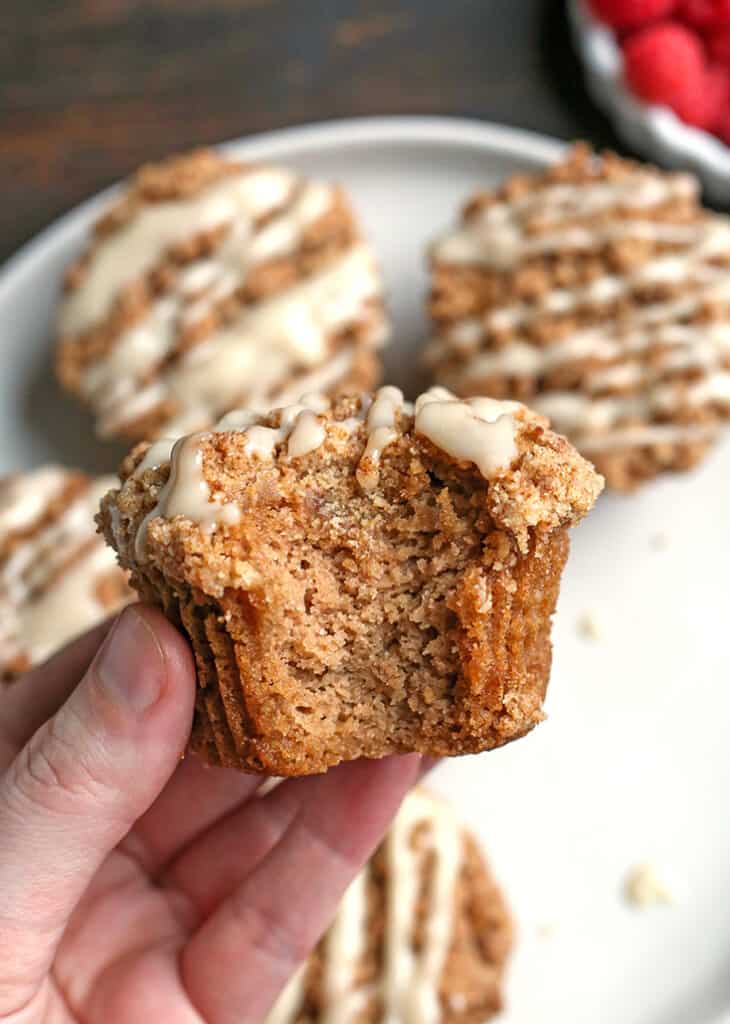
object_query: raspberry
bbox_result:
[706,24,730,61]
[671,64,729,127]
[679,0,730,25]
[623,23,707,104]
[588,0,676,28]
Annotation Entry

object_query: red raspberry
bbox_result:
[706,24,730,61]
[588,0,676,28]
[679,0,730,25]
[623,23,707,103]
[671,64,729,127]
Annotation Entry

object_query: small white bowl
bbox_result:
[568,0,730,201]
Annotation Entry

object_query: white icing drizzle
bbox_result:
[265,790,464,1024]
[439,321,730,384]
[484,252,730,338]
[287,410,328,459]
[576,421,718,453]
[320,871,370,1024]
[356,385,406,491]
[0,466,67,537]
[131,383,527,557]
[96,243,382,438]
[0,545,117,668]
[533,370,730,447]
[414,387,521,480]
[0,473,128,669]
[241,399,329,460]
[433,162,730,456]
[134,433,241,560]
[60,166,298,336]
[133,438,178,476]
[434,172,699,270]
[133,396,331,557]
[62,156,387,441]
[382,790,463,1024]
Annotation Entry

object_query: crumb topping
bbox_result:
[428,143,730,489]
[624,864,673,908]
[57,148,388,440]
[118,386,602,560]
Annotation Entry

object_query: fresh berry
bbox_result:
[588,0,676,28]
[679,0,730,25]
[670,64,729,126]
[623,23,707,104]
[706,23,730,61]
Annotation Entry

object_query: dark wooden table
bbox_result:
[0,0,620,266]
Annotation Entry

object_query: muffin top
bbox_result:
[428,144,730,489]
[105,386,603,577]
[57,148,387,440]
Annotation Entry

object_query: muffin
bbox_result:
[267,787,512,1024]
[0,467,132,681]
[56,148,388,441]
[427,144,730,490]
[100,385,602,775]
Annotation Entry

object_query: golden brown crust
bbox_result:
[101,392,601,775]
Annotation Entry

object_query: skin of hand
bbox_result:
[0,605,424,1024]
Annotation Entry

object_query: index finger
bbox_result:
[181,753,422,1024]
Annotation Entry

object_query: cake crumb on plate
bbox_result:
[624,863,674,908]
[576,610,602,641]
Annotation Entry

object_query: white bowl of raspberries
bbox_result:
[569,0,730,201]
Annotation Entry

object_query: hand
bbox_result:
[0,605,422,1023]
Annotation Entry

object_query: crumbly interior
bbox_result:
[292,828,512,1024]
[429,144,730,490]
[101,395,601,775]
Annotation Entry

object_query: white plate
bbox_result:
[1,116,729,1024]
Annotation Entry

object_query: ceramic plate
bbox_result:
[1,116,728,1024]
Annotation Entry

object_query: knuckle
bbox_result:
[9,710,118,819]
[229,892,312,979]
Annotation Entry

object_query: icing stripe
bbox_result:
[264,791,464,1024]
[60,167,298,336]
[131,387,522,555]
[96,243,381,437]
[0,473,127,670]
[431,157,730,459]
[433,172,700,270]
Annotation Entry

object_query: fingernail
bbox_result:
[95,607,166,715]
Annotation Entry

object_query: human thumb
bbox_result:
[0,605,195,1015]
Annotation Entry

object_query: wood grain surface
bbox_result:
[0,0,619,264]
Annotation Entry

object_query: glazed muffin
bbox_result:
[57,148,388,441]
[100,386,602,775]
[427,144,730,490]
[267,787,513,1024]
[0,467,132,681]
